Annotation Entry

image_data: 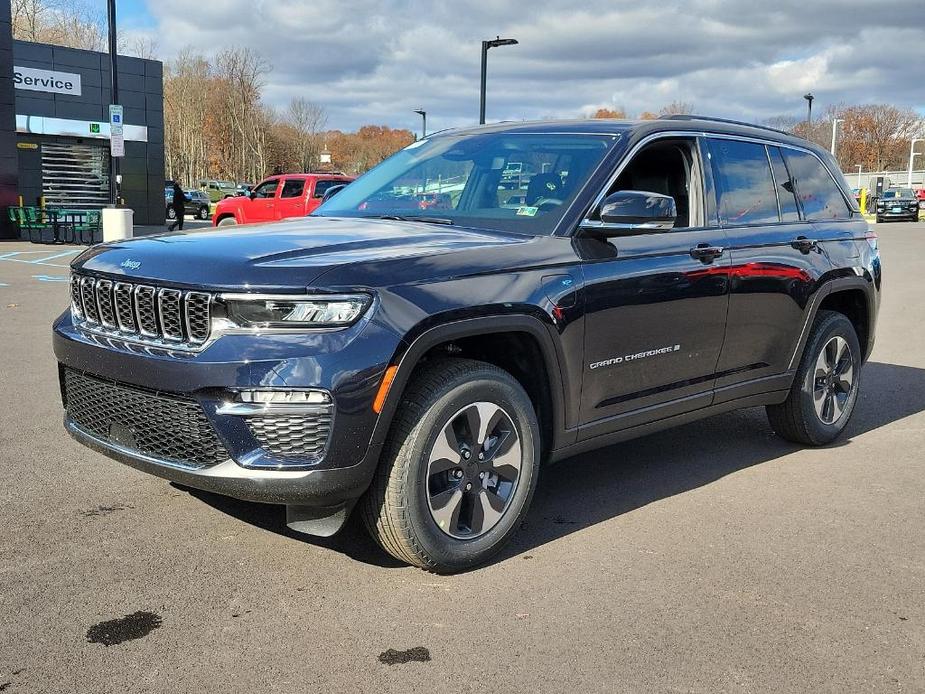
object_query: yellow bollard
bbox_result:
[859,188,867,215]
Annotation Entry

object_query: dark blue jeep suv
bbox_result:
[54,116,881,572]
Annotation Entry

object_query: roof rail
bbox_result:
[658,114,794,137]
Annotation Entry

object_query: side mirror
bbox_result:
[321,184,347,203]
[581,190,676,236]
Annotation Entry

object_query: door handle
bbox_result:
[690,243,724,263]
[790,236,818,253]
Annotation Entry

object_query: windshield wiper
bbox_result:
[373,214,454,225]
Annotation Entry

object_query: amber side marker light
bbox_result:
[373,365,398,414]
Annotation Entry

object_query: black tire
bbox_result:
[767,310,861,445]
[166,206,176,220]
[216,216,237,226]
[198,206,210,220]
[361,358,540,573]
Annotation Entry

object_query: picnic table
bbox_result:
[6,207,102,245]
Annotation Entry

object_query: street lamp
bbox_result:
[803,93,814,125]
[830,118,842,157]
[413,108,426,138]
[854,164,863,189]
[479,36,518,125]
[907,138,924,188]
[107,0,120,205]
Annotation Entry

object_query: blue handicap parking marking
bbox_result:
[32,274,70,282]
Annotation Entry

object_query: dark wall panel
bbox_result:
[0,3,17,237]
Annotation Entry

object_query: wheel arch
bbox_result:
[791,275,876,369]
[369,315,572,462]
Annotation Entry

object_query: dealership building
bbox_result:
[0,3,165,238]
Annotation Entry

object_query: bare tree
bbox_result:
[658,101,694,117]
[286,97,328,172]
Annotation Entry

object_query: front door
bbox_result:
[246,178,281,222]
[577,136,730,439]
[276,178,307,219]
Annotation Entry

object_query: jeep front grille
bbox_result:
[71,273,213,349]
[63,369,229,469]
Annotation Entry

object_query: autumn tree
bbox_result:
[590,107,627,119]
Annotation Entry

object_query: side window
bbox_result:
[607,138,702,228]
[280,179,305,198]
[252,180,279,199]
[708,138,779,226]
[782,148,851,220]
[768,147,801,222]
[313,179,344,199]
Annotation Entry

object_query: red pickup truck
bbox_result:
[212,173,353,226]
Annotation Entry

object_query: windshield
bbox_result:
[883,189,914,199]
[314,132,617,234]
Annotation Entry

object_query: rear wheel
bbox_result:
[362,358,540,573]
[767,310,861,445]
[198,206,210,220]
[216,216,237,226]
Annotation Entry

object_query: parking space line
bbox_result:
[27,250,80,263]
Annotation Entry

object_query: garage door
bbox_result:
[41,142,110,208]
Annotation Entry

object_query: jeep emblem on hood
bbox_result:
[120,259,141,270]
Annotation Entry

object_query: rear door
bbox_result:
[276,178,307,219]
[707,137,834,402]
[244,178,281,222]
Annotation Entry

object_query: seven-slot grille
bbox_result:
[71,273,212,347]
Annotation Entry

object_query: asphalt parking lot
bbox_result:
[1,222,923,693]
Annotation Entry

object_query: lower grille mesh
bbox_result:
[63,369,229,469]
[247,412,333,459]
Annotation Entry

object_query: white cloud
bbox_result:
[142,0,925,131]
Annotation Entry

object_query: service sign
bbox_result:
[109,104,124,157]
[13,66,82,96]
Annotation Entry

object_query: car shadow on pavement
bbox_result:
[177,361,925,570]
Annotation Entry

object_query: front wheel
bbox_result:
[166,207,176,220]
[767,310,861,445]
[216,216,237,226]
[362,358,540,572]
[198,206,210,220]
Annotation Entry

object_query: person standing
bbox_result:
[168,182,186,231]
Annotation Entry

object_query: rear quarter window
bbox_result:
[782,149,851,220]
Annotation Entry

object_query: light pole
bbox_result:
[413,108,426,138]
[830,118,842,157]
[107,0,119,205]
[479,36,518,125]
[907,138,924,188]
[855,164,863,189]
[803,93,814,125]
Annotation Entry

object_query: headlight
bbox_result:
[220,293,371,329]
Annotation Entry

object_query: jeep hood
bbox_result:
[73,216,530,290]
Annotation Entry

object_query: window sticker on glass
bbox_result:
[516,206,538,216]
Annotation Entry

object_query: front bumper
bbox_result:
[66,419,373,505]
[53,308,403,507]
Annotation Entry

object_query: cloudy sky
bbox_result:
[120,0,925,133]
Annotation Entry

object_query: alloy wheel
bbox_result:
[425,402,522,539]
[812,335,854,425]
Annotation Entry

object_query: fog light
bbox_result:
[238,390,331,405]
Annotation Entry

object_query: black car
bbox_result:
[55,116,880,572]
[165,184,211,221]
[876,188,920,223]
